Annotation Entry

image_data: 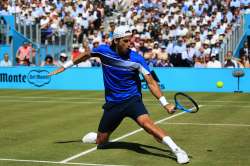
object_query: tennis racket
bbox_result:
[174,92,199,113]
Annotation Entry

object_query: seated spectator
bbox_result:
[16,41,34,65]
[194,56,206,68]
[42,55,55,66]
[0,53,12,67]
[57,52,68,67]
[157,58,173,67]
[71,44,81,60]
[239,41,250,60]
[204,54,211,66]
[157,45,168,61]
[144,47,155,66]
[152,42,161,58]
[92,38,100,48]
[237,54,250,68]
[224,51,238,68]
[206,54,222,68]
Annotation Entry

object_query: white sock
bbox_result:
[162,136,180,152]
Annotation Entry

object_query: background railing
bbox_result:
[14,18,74,65]
[219,15,244,64]
[0,17,11,45]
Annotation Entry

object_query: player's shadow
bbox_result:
[54,139,82,144]
[97,141,176,161]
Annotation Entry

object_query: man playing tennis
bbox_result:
[49,25,189,164]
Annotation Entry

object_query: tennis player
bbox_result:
[49,25,189,164]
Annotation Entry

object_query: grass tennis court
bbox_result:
[0,90,250,166]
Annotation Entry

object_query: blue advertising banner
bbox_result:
[0,67,104,90]
[0,67,249,93]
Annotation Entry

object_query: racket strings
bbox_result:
[176,95,196,111]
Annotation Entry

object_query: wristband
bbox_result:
[159,96,169,106]
[63,60,74,69]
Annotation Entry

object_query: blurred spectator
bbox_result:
[157,58,173,67]
[239,41,250,60]
[108,20,116,39]
[57,52,68,67]
[16,41,34,65]
[194,56,206,68]
[55,20,68,36]
[211,40,221,57]
[0,53,12,67]
[144,47,154,66]
[80,40,101,67]
[152,42,161,58]
[92,38,100,48]
[206,54,222,68]
[71,42,92,67]
[42,55,55,66]
[71,44,81,60]
[40,14,53,43]
[224,51,238,68]
[238,54,250,68]
[79,41,89,53]
[157,45,168,63]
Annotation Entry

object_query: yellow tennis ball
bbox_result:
[216,81,224,88]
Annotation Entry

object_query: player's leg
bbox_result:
[83,102,125,145]
[136,115,189,164]
[126,97,189,164]
[96,132,110,145]
[136,114,166,141]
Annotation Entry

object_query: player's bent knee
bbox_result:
[137,115,154,128]
[137,115,167,139]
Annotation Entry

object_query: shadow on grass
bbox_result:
[54,139,82,143]
[97,141,176,161]
[54,140,191,162]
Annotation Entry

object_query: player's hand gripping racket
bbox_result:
[174,92,199,113]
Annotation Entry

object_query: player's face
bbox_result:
[116,36,131,56]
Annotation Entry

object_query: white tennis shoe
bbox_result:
[174,148,190,164]
[82,132,97,144]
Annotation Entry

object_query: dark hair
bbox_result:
[110,40,116,51]
[45,55,53,62]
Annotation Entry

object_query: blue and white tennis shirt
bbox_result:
[92,44,151,103]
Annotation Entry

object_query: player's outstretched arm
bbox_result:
[144,74,175,114]
[48,67,65,76]
[48,48,91,76]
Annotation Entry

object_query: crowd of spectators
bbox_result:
[0,0,250,68]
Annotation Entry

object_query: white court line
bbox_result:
[60,105,204,163]
[0,158,129,166]
[0,95,249,103]
[162,122,250,127]
[0,96,105,101]
[0,99,103,104]
[0,99,168,106]
[1,99,250,108]
[204,105,250,108]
